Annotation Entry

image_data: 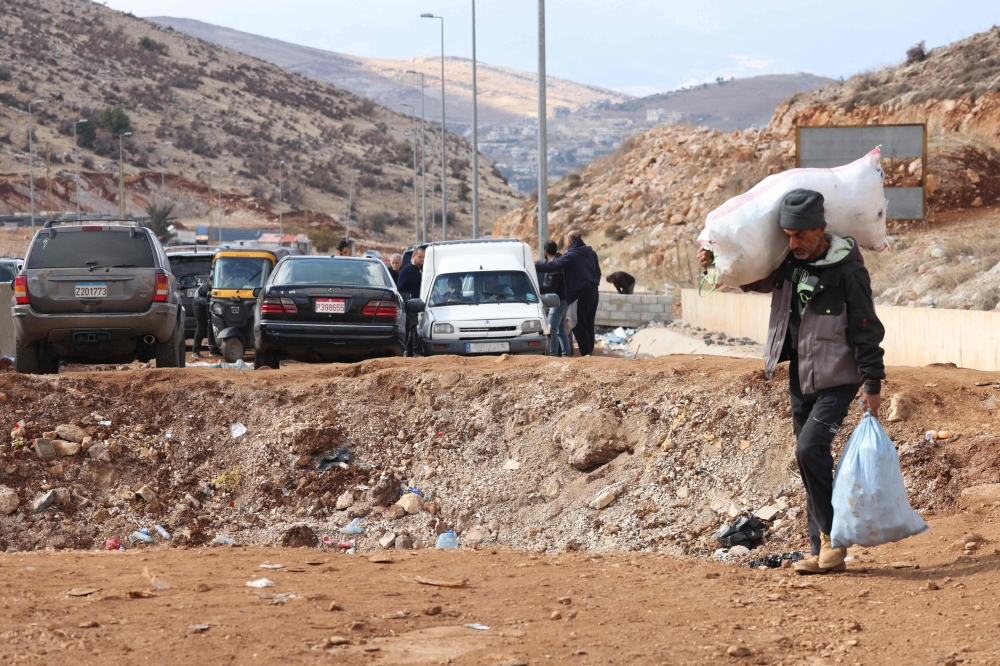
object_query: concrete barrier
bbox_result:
[682,288,1000,371]
[0,285,13,360]
[595,292,673,327]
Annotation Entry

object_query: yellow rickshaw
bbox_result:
[209,249,285,362]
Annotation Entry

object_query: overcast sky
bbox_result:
[104,0,998,96]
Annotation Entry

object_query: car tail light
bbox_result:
[153,273,169,302]
[260,298,284,314]
[363,300,399,317]
[14,276,29,305]
[280,298,298,314]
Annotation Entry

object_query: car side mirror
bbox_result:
[405,298,425,314]
[252,287,263,298]
[541,293,561,308]
[9,279,14,290]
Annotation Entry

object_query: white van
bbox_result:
[407,239,560,356]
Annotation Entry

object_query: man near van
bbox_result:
[388,253,403,285]
[534,230,601,356]
[192,274,219,358]
[540,240,571,357]
[398,246,425,357]
[697,189,885,575]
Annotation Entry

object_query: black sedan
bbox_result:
[252,256,406,368]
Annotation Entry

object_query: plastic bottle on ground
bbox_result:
[129,531,153,544]
[154,525,171,540]
[435,530,458,549]
[339,517,364,534]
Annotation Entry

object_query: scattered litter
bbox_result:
[246,578,275,588]
[129,530,153,544]
[712,516,766,549]
[339,517,364,534]
[925,430,951,441]
[402,574,468,588]
[66,588,100,597]
[105,539,120,551]
[465,623,490,631]
[208,359,253,370]
[143,566,170,590]
[213,467,241,491]
[211,535,239,546]
[98,420,112,427]
[188,624,210,632]
[229,423,247,439]
[336,541,355,550]
[154,525,171,540]
[317,447,354,472]
[748,551,806,569]
[435,530,458,549]
[260,563,284,570]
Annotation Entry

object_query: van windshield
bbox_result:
[428,271,538,307]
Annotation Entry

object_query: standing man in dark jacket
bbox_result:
[535,230,602,356]
[397,246,425,357]
[539,240,571,356]
[192,274,218,358]
[698,189,885,576]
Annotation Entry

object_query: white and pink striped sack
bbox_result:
[697,147,889,288]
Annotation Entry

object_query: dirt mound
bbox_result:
[2,356,998,561]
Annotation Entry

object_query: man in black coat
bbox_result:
[606,271,636,294]
[535,230,602,356]
[397,246,426,357]
[192,274,219,358]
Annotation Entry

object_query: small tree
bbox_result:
[906,41,927,64]
[458,180,471,202]
[145,202,175,242]
[99,105,134,136]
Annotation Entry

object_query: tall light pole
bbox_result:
[160,140,172,207]
[536,0,548,259]
[471,0,480,238]
[406,70,428,244]
[401,105,420,248]
[346,169,360,241]
[212,171,223,242]
[118,131,132,219]
[73,118,87,221]
[278,160,285,237]
[421,13,447,241]
[28,99,45,236]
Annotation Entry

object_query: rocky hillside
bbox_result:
[495,28,1000,304]
[0,0,520,252]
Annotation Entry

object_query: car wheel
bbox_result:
[221,337,244,363]
[253,347,280,370]
[155,316,184,368]
[177,316,186,368]
[38,345,59,375]
[14,336,40,375]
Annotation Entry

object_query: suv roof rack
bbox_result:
[42,218,144,229]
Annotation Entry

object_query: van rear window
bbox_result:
[26,230,156,269]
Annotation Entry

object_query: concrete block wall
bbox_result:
[595,292,673,327]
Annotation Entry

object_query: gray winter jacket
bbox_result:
[741,235,886,396]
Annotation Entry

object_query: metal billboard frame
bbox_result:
[795,123,927,220]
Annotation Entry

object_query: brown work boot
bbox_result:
[819,533,847,571]
[793,554,846,575]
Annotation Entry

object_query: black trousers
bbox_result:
[193,301,216,353]
[789,360,861,556]
[572,286,599,356]
[405,316,421,357]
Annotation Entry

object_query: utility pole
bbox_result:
[28,99,45,236]
[74,119,88,220]
[536,0,548,259]
[346,169,359,241]
[278,160,285,237]
[471,0,480,238]
[401,105,419,248]
[421,14,447,241]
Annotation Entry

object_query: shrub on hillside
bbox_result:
[0,65,11,82]
[98,105,133,135]
[906,41,927,64]
[138,36,169,56]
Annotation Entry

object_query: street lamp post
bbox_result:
[536,0,548,259]
[421,13,447,241]
[401,105,420,248]
[28,99,45,236]
[406,70,428,244]
[346,169,360,242]
[212,172,223,242]
[118,131,133,219]
[278,160,285,237]
[160,140,172,207]
[73,118,87,221]
[471,0,480,238]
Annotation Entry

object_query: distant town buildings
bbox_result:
[646,109,683,125]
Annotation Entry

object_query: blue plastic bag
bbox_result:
[830,412,929,549]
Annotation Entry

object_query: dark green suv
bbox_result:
[11,220,185,373]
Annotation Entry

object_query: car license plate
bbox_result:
[466,342,510,354]
[315,298,346,314]
[75,282,107,298]
[186,288,198,298]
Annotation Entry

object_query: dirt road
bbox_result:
[2,510,999,665]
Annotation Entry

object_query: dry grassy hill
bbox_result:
[495,28,1000,309]
[0,0,521,254]
[148,17,632,126]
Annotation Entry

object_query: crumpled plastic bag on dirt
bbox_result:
[712,515,766,548]
[698,148,888,288]
[830,413,929,549]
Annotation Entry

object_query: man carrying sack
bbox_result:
[698,188,886,575]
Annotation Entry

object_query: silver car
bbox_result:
[11,220,185,373]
